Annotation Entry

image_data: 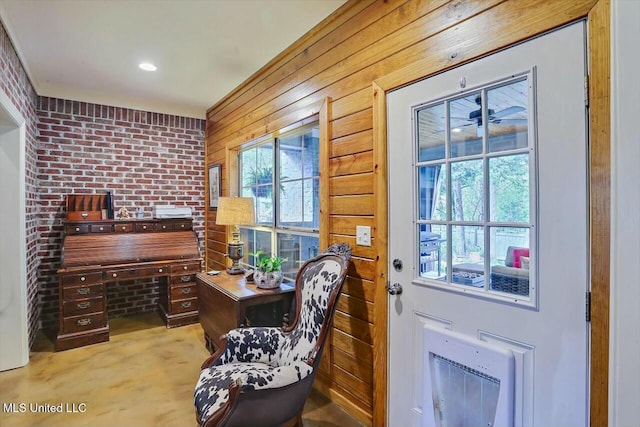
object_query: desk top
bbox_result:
[196,272,295,302]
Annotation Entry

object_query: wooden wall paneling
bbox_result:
[332,365,374,407]
[332,87,372,120]
[329,151,374,177]
[333,311,373,346]
[376,0,597,90]
[215,97,325,151]
[341,276,376,303]
[334,347,374,385]
[330,173,375,196]
[331,109,373,140]
[330,236,376,260]
[587,1,610,425]
[329,216,374,237]
[337,294,374,322]
[330,194,374,216]
[330,130,373,158]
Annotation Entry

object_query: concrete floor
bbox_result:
[0,312,363,427]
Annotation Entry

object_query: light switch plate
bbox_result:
[356,225,372,247]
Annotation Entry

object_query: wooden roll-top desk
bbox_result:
[56,218,202,351]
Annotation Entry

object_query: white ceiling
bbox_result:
[0,0,347,119]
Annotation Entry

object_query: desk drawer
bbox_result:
[90,224,112,233]
[170,297,198,314]
[63,284,103,301]
[66,224,90,235]
[114,223,134,233]
[63,297,104,317]
[63,312,106,334]
[171,262,200,274]
[135,222,155,232]
[106,265,169,280]
[170,283,197,299]
[170,273,197,284]
[62,272,103,287]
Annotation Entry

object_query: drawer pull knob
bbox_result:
[162,225,167,229]
[77,318,92,326]
[112,273,118,278]
[77,287,90,295]
[75,227,80,232]
[181,288,192,295]
[80,276,86,282]
[181,301,192,308]
[76,302,91,310]
[122,226,126,230]
[143,225,147,230]
[183,266,188,270]
[99,227,104,231]
[180,276,191,283]
[180,224,185,228]
[81,212,88,218]
[158,268,163,273]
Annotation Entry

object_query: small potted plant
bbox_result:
[250,250,287,289]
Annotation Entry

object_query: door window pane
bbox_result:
[489,227,530,296]
[418,164,446,221]
[451,225,485,288]
[489,154,530,223]
[417,103,446,162]
[450,93,483,158]
[487,80,528,152]
[419,224,445,279]
[451,160,484,223]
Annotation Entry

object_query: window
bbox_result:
[238,118,320,281]
[415,75,535,302]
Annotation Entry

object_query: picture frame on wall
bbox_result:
[208,163,221,209]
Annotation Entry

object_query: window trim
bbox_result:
[411,70,539,308]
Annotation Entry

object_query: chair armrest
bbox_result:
[210,327,287,367]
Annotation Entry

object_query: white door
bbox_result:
[388,23,588,427]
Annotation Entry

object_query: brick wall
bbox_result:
[1,21,40,346]
[36,97,205,330]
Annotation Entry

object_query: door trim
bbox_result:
[371,2,610,425]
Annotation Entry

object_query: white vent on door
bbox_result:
[423,325,515,427]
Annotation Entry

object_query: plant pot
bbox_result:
[254,270,283,289]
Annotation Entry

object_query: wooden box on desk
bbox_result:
[65,194,107,221]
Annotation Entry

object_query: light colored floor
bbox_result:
[0,312,363,427]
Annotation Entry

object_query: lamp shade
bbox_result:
[216,197,255,226]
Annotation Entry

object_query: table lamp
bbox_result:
[216,197,255,274]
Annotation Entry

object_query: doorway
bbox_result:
[387,23,589,426]
[0,91,29,371]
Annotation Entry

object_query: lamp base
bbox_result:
[226,265,245,275]
[227,241,245,275]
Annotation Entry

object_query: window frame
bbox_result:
[412,70,539,308]
[236,115,321,280]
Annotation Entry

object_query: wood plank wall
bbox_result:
[204,1,609,425]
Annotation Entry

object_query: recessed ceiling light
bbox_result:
[139,62,157,71]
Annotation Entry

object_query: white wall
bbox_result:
[609,0,640,425]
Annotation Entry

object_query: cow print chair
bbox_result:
[194,243,352,427]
